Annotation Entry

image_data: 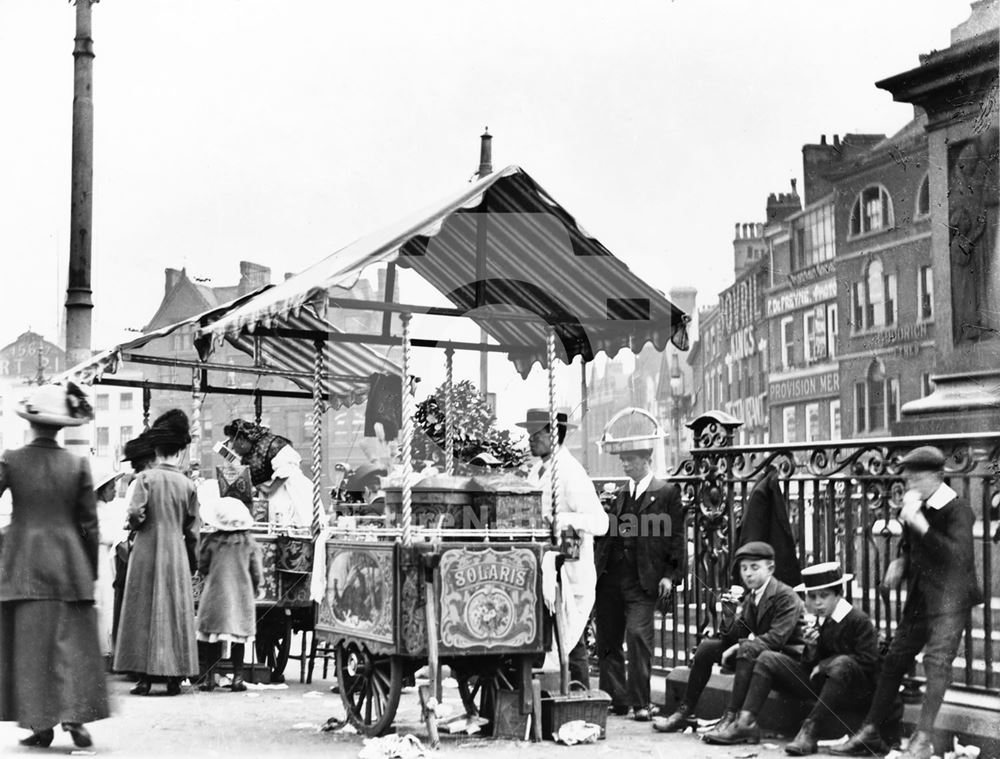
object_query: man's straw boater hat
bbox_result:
[794,561,853,592]
[17,381,94,428]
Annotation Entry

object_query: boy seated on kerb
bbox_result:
[707,561,880,754]
[653,541,806,743]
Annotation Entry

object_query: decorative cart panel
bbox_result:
[437,543,545,655]
[254,534,281,605]
[274,534,314,607]
[316,540,397,647]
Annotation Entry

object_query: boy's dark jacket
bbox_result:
[722,576,807,658]
[803,604,880,684]
[901,493,983,614]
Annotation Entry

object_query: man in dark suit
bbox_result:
[594,445,684,721]
[654,541,806,740]
[832,446,984,759]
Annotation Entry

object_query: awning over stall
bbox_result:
[59,286,400,410]
[201,166,690,377]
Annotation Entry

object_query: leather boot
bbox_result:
[703,710,760,745]
[230,645,247,692]
[785,718,818,756]
[899,730,934,759]
[165,677,182,696]
[61,723,92,748]
[652,703,693,733]
[19,728,54,748]
[828,723,890,756]
[129,676,151,696]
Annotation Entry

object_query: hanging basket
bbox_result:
[597,407,667,456]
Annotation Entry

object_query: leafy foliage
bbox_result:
[412,379,526,473]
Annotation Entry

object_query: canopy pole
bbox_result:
[580,358,589,471]
[444,347,455,475]
[400,313,414,548]
[547,328,560,528]
[310,340,325,539]
[142,385,151,431]
[190,368,202,471]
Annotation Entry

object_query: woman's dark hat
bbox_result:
[515,408,577,432]
[899,446,946,472]
[223,418,266,443]
[794,561,853,592]
[146,408,192,448]
[122,432,154,463]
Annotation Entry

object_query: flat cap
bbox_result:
[733,541,775,562]
[899,445,946,472]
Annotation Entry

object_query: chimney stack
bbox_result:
[477,128,493,179]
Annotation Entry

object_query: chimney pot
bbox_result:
[833,134,841,148]
[790,178,798,194]
[820,134,827,145]
[477,128,493,178]
[734,222,741,238]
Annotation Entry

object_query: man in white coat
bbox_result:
[520,408,608,685]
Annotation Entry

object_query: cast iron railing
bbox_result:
[595,421,1000,697]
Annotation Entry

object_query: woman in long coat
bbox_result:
[0,382,109,748]
[113,409,200,695]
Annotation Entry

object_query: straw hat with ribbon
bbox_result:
[202,496,254,532]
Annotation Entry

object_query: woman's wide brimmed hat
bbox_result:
[16,381,94,428]
[794,561,853,592]
[204,496,254,531]
[93,469,121,492]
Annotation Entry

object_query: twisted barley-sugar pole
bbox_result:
[64,0,98,456]
[311,340,325,539]
[444,348,455,475]
[400,313,414,547]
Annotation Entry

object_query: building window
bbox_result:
[854,382,866,434]
[854,259,897,330]
[921,374,935,397]
[781,317,794,369]
[888,377,900,424]
[805,403,821,442]
[849,185,894,237]
[866,361,886,432]
[826,303,838,359]
[120,392,134,410]
[804,303,838,365]
[95,394,110,412]
[918,265,933,320]
[830,400,841,440]
[783,406,797,443]
[916,174,930,218]
[96,427,110,456]
[120,426,133,449]
[792,203,835,270]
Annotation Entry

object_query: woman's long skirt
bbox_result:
[0,600,109,730]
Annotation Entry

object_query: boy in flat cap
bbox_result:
[832,446,983,759]
[655,541,806,743]
[594,443,684,720]
[729,562,880,755]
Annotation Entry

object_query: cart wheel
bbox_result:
[454,658,518,736]
[336,643,402,737]
[255,616,292,681]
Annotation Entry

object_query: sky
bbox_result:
[0,0,976,427]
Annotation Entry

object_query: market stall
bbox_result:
[195,162,691,740]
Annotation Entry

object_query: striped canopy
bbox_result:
[58,286,400,410]
[202,166,690,377]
